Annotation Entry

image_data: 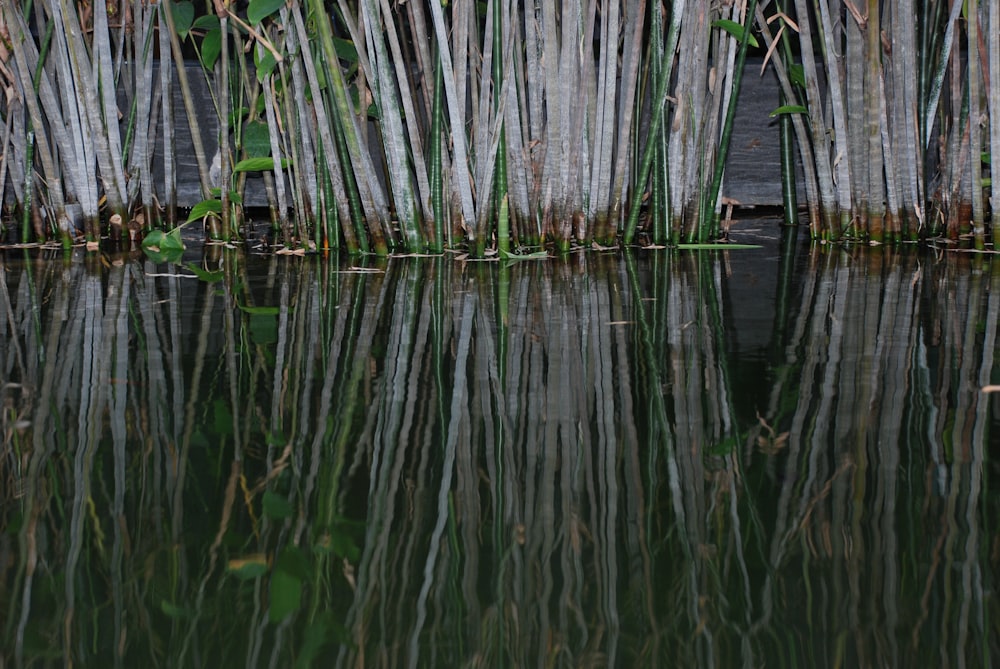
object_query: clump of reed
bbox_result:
[0,1,775,254]
[0,1,996,252]
[761,0,1000,244]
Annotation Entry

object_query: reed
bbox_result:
[0,1,887,252]
[762,0,999,242]
[0,3,996,250]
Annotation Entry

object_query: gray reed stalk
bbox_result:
[992,0,1000,237]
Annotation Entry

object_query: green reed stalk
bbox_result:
[624,0,685,244]
[310,0,389,254]
[779,89,798,226]
[497,194,510,256]
[219,15,233,241]
[331,105,370,254]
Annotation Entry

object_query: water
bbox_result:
[1,226,998,667]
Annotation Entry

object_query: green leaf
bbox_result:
[248,0,285,25]
[141,229,166,249]
[713,19,759,47]
[255,49,279,82]
[200,28,222,70]
[141,228,185,259]
[769,104,808,117]
[192,14,219,31]
[243,121,272,158]
[789,64,806,88]
[163,228,184,250]
[228,106,250,127]
[187,198,224,222]
[234,157,287,173]
[333,37,358,64]
[171,1,194,39]
[263,490,294,519]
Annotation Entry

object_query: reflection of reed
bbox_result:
[335,253,742,668]
[1,250,997,667]
[751,248,1000,667]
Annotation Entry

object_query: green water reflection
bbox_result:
[1,240,998,667]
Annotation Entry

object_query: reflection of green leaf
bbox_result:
[676,243,763,250]
[214,399,234,436]
[713,19,759,47]
[227,556,269,580]
[160,600,193,619]
[263,490,294,519]
[142,246,184,263]
[172,1,194,38]
[270,546,308,623]
[184,263,224,283]
[277,545,310,579]
[296,614,349,669]
[499,248,548,261]
[269,568,302,623]
[330,529,360,562]
[142,228,185,262]
[249,313,278,345]
[708,434,740,456]
[248,0,285,25]
[239,305,281,315]
[315,519,361,562]
[200,28,221,69]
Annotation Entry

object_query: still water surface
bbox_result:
[1,225,998,667]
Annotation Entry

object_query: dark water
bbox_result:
[1,225,998,667]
